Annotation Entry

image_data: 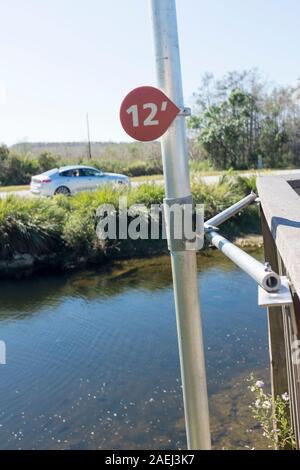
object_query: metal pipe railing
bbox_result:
[206,229,281,292]
[205,192,257,229]
[204,192,281,292]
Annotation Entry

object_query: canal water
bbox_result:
[0,249,269,449]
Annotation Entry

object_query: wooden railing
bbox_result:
[257,174,300,448]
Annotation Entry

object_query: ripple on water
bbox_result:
[0,250,269,449]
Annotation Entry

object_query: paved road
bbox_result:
[1,169,300,199]
[136,168,300,187]
[0,189,33,199]
[192,168,300,186]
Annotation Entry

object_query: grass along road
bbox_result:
[0,185,30,192]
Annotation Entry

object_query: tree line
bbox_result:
[1,69,300,184]
[188,69,300,169]
[0,144,163,185]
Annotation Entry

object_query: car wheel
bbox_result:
[54,186,71,196]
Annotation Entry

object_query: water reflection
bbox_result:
[0,248,269,449]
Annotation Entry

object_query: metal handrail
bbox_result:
[204,193,281,293]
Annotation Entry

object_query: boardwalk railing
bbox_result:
[257,174,300,448]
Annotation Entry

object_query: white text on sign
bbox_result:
[126,101,168,127]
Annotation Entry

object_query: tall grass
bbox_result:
[0,176,259,262]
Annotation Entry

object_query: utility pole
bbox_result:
[86,113,92,160]
[150,0,211,450]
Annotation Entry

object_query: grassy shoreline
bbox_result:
[0,175,260,279]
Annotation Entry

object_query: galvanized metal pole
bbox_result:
[86,113,92,160]
[150,0,211,450]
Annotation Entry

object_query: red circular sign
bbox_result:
[120,86,180,141]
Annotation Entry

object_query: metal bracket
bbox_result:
[204,193,281,293]
[178,107,191,117]
[163,195,203,252]
[258,276,293,307]
[204,225,219,233]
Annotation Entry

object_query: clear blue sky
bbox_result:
[0,0,299,145]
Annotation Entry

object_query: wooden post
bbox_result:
[289,293,300,445]
[258,176,300,448]
[260,208,289,398]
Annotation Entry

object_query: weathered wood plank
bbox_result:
[260,208,288,398]
[257,175,300,296]
[258,176,300,448]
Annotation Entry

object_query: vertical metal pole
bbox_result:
[86,113,92,159]
[150,0,211,450]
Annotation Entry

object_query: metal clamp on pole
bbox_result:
[163,195,203,252]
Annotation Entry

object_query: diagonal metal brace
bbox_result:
[205,191,257,229]
[203,192,281,293]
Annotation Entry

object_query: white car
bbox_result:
[30,165,130,196]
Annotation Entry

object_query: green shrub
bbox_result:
[125,160,163,177]
[0,177,260,261]
[190,160,214,173]
[127,183,165,206]
[233,175,257,194]
[0,144,9,162]
[91,159,124,174]
[0,154,39,185]
[38,152,60,173]
[62,213,95,254]
[0,196,64,258]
